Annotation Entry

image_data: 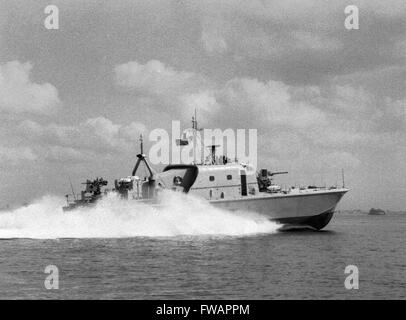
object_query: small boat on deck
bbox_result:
[368,208,386,215]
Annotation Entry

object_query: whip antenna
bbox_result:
[341,168,345,188]
[69,176,77,200]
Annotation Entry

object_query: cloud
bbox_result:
[394,39,406,58]
[309,150,362,170]
[0,61,60,114]
[114,59,327,128]
[85,116,147,148]
[214,77,326,128]
[200,15,229,54]
[180,76,327,129]
[114,60,214,118]
[43,146,96,163]
[0,146,37,163]
[113,59,405,153]
[357,0,406,18]
[180,90,220,114]
[401,100,406,121]
[371,97,406,131]
[114,60,199,96]
[190,0,405,86]
[194,0,343,56]
[18,116,147,156]
[291,31,342,52]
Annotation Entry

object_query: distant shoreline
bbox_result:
[337,210,406,215]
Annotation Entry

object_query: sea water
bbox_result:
[0,191,404,299]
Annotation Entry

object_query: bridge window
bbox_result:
[209,176,215,181]
[227,175,232,180]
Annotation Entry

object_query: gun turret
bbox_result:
[257,169,288,192]
[82,177,108,195]
[115,177,133,199]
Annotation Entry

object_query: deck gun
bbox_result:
[257,169,288,191]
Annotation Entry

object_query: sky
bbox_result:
[0,0,405,210]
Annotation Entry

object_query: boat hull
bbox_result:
[63,184,347,230]
[209,189,348,230]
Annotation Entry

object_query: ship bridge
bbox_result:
[190,163,258,200]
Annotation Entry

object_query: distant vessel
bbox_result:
[64,115,349,230]
[369,208,386,215]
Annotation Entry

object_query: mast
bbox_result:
[341,168,345,188]
[190,109,204,164]
[132,134,154,178]
[192,109,197,164]
[140,134,144,155]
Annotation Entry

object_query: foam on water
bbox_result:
[0,191,279,239]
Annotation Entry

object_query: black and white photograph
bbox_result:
[0,0,405,305]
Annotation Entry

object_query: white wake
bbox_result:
[0,191,279,239]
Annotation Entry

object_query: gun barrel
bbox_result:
[269,171,288,176]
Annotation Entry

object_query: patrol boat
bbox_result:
[64,117,349,230]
